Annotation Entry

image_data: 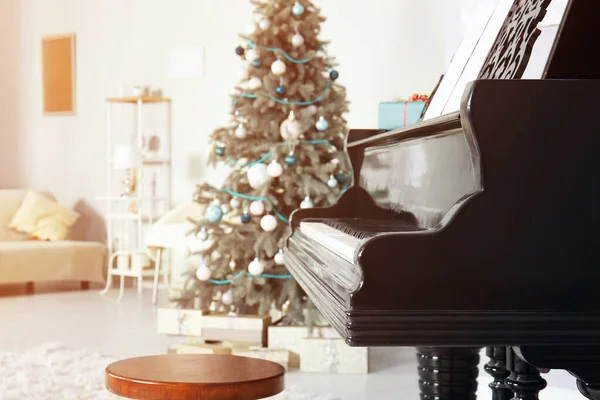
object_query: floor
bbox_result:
[0,284,583,399]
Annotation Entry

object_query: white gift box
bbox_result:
[157,308,205,336]
[232,347,290,370]
[299,337,369,374]
[267,325,339,369]
[157,308,270,345]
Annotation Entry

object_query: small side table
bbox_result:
[105,354,285,400]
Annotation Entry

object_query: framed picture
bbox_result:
[42,33,76,115]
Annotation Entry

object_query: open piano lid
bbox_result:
[285,0,600,347]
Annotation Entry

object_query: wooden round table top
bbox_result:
[105,354,285,400]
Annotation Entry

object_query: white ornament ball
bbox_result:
[221,290,233,305]
[247,163,271,189]
[238,69,250,80]
[249,200,265,216]
[248,77,262,90]
[274,250,285,265]
[280,112,302,141]
[271,59,287,75]
[306,105,318,116]
[197,229,208,241]
[300,196,314,209]
[259,19,271,30]
[245,48,260,62]
[195,265,211,281]
[235,124,247,139]
[260,214,277,232]
[246,24,257,35]
[248,257,265,275]
[267,160,283,178]
[291,33,305,48]
[230,197,242,209]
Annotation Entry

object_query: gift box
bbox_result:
[232,347,290,370]
[174,340,232,355]
[157,308,205,336]
[157,308,270,346]
[378,96,428,130]
[299,337,369,374]
[267,325,339,369]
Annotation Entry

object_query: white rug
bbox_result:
[0,343,338,400]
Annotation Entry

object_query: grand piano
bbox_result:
[285,1,600,398]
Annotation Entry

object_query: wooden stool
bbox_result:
[105,354,285,400]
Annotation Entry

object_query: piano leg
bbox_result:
[505,347,547,399]
[416,347,480,400]
[485,346,512,400]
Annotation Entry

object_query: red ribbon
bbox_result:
[409,93,429,102]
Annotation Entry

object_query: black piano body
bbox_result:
[285,0,600,397]
[287,78,600,348]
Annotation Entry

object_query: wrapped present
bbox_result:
[378,94,429,130]
[232,347,290,370]
[267,325,339,369]
[157,309,270,346]
[157,308,205,336]
[174,340,232,355]
[299,337,369,374]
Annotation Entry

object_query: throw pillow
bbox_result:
[8,190,80,241]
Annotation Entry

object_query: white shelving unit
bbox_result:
[100,96,172,300]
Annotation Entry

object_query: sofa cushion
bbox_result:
[8,190,79,241]
[0,240,106,284]
[0,190,34,241]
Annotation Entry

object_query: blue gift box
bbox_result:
[378,101,426,130]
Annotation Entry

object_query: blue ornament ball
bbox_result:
[316,116,329,131]
[336,173,347,183]
[205,205,224,223]
[240,213,251,224]
[285,155,297,165]
[276,85,286,95]
[215,146,225,156]
[235,46,244,56]
[252,59,262,67]
[330,70,339,80]
[327,176,338,188]
[292,1,305,16]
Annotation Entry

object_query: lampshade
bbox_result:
[113,144,141,170]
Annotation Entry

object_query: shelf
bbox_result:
[143,157,171,166]
[96,196,168,202]
[106,213,161,223]
[106,157,171,166]
[108,268,156,277]
[106,96,171,104]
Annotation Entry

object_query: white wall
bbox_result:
[4,0,448,238]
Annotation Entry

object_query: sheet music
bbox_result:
[424,1,500,120]
[424,0,568,120]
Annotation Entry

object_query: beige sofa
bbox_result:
[0,190,106,287]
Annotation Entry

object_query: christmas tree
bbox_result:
[175,0,349,324]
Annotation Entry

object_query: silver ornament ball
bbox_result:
[274,251,285,265]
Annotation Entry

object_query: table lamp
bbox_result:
[113,143,141,197]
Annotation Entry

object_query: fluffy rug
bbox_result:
[0,343,337,400]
